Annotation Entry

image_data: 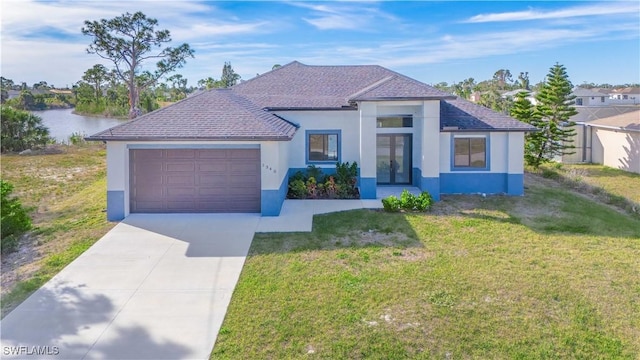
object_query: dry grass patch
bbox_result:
[1,144,114,316]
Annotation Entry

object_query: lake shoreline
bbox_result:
[33,108,128,142]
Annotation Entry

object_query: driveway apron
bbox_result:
[1,213,258,360]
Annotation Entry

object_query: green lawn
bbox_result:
[212,184,640,359]
[537,163,640,219]
[555,164,640,204]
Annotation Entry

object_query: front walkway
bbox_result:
[256,186,420,232]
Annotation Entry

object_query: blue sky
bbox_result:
[1,1,639,89]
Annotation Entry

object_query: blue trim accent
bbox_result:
[261,174,289,216]
[127,144,260,149]
[107,191,125,221]
[419,177,441,200]
[507,173,524,195]
[412,168,421,187]
[440,173,522,194]
[305,130,341,165]
[360,177,376,199]
[450,134,490,171]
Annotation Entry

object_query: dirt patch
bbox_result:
[1,233,48,295]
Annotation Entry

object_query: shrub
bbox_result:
[69,132,87,145]
[382,195,401,212]
[288,179,307,199]
[1,180,32,253]
[382,190,433,212]
[286,162,359,199]
[1,106,51,153]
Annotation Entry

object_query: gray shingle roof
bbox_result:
[572,87,607,97]
[87,89,298,141]
[233,61,453,109]
[88,61,534,141]
[441,99,538,132]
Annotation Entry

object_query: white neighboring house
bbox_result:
[609,87,640,105]
[572,87,609,106]
[501,89,537,105]
[562,110,640,174]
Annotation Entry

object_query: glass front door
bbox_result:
[376,134,412,184]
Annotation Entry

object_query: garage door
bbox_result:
[130,148,261,213]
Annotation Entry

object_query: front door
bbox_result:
[376,134,412,184]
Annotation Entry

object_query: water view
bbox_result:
[32,108,128,143]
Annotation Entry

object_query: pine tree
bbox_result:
[221,62,241,88]
[510,92,544,166]
[527,63,578,168]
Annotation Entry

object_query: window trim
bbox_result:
[305,130,341,164]
[450,134,490,171]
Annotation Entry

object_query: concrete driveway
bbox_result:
[0,213,259,360]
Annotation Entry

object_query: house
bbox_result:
[501,89,537,105]
[609,87,640,105]
[572,87,609,106]
[562,110,640,174]
[87,61,536,221]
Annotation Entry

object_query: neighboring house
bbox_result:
[572,87,609,106]
[501,89,537,105]
[562,110,640,174]
[87,61,536,220]
[609,87,640,105]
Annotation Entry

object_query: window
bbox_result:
[377,116,413,128]
[307,131,339,162]
[601,96,605,103]
[576,98,583,105]
[454,137,486,168]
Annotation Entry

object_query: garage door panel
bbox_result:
[133,149,165,159]
[166,149,196,158]
[198,163,228,172]
[197,150,230,159]
[166,175,195,186]
[166,162,196,172]
[198,175,228,185]
[130,149,260,213]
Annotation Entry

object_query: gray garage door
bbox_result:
[130,148,261,213]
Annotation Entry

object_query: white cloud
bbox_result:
[289,1,398,31]
[465,2,639,23]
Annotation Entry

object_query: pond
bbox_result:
[32,108,128,143]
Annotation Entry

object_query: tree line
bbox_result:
[1,11,242,119]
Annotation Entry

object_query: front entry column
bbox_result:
[359,102,377,199]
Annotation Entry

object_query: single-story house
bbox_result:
[561,109,640,173]
[88,61,536,220]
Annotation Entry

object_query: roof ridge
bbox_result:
[225,91,298,137]
[232,61,304,90]
[347,75,395,100]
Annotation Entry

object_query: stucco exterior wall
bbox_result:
[438,131,525,195]
[592,128,640,174]
[273,110,360,169]
[561,124,585,164]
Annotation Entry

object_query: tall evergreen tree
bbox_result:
[220,62,241,88]
[510,92,543,166]
[526,63,578,168]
